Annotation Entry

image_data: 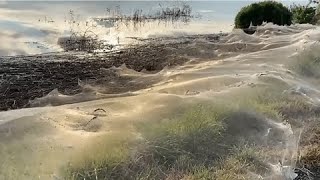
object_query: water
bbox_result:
[0,1,308,56]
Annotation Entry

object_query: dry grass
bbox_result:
[296,121,320,178]
[299,145,320,170]
[290,43,320,78]
[259,50,320,178]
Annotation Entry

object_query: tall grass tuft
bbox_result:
[63,104,233,179]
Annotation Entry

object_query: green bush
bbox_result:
[235,1,292,29]
[291,4,316,24]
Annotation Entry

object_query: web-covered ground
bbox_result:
[1,24,320,179]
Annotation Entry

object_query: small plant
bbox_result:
[57,9,114,52]
[235,1,292,29]
[57,28,113,52]
[291,4,316,24]
[96,3,193,30]
[58,4,193,52]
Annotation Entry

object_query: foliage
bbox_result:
[235,1,292,29]
[291,4,316,24]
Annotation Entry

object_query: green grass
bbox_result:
[188,145,268,180]
[214,153,264,179]
[63,104,233,179]
[62,81,320,179]
[62,133,132,180]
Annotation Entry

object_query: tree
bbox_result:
[235,1,292,29]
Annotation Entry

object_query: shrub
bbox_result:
[291,4,316,24]
[235,1,292,29]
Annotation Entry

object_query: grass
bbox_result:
[290,44,320,78]
[64,103,283,179]
[63,133,132,180]
[211,147,267,180]
[185,145,268,180]
[62,79,320,179]
[296,121,320,178]
[0,117,63,180]
[287,45,320,178]
[299,145,320,171]
[63,104,233,179]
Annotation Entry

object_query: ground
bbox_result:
[0,34,227,111]
[1,29,320,179]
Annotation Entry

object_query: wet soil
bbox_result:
[0,34,224,111]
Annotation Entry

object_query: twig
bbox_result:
[93,108,107,113]
[94,168,98,180]
[85,116,97,126]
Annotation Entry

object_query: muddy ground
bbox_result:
[0,34,229,111]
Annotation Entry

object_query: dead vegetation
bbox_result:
[295,120,320,179]
[57,30,113,52]
[0,34,226,111]
[97,3,193,27]
[58,10,114,52]
[58,4,193,52]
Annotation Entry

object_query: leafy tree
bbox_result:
[235,1,292,29]
[291,4,316,24]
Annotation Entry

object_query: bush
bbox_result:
[235,1,292,29]
[291,4,316,24]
